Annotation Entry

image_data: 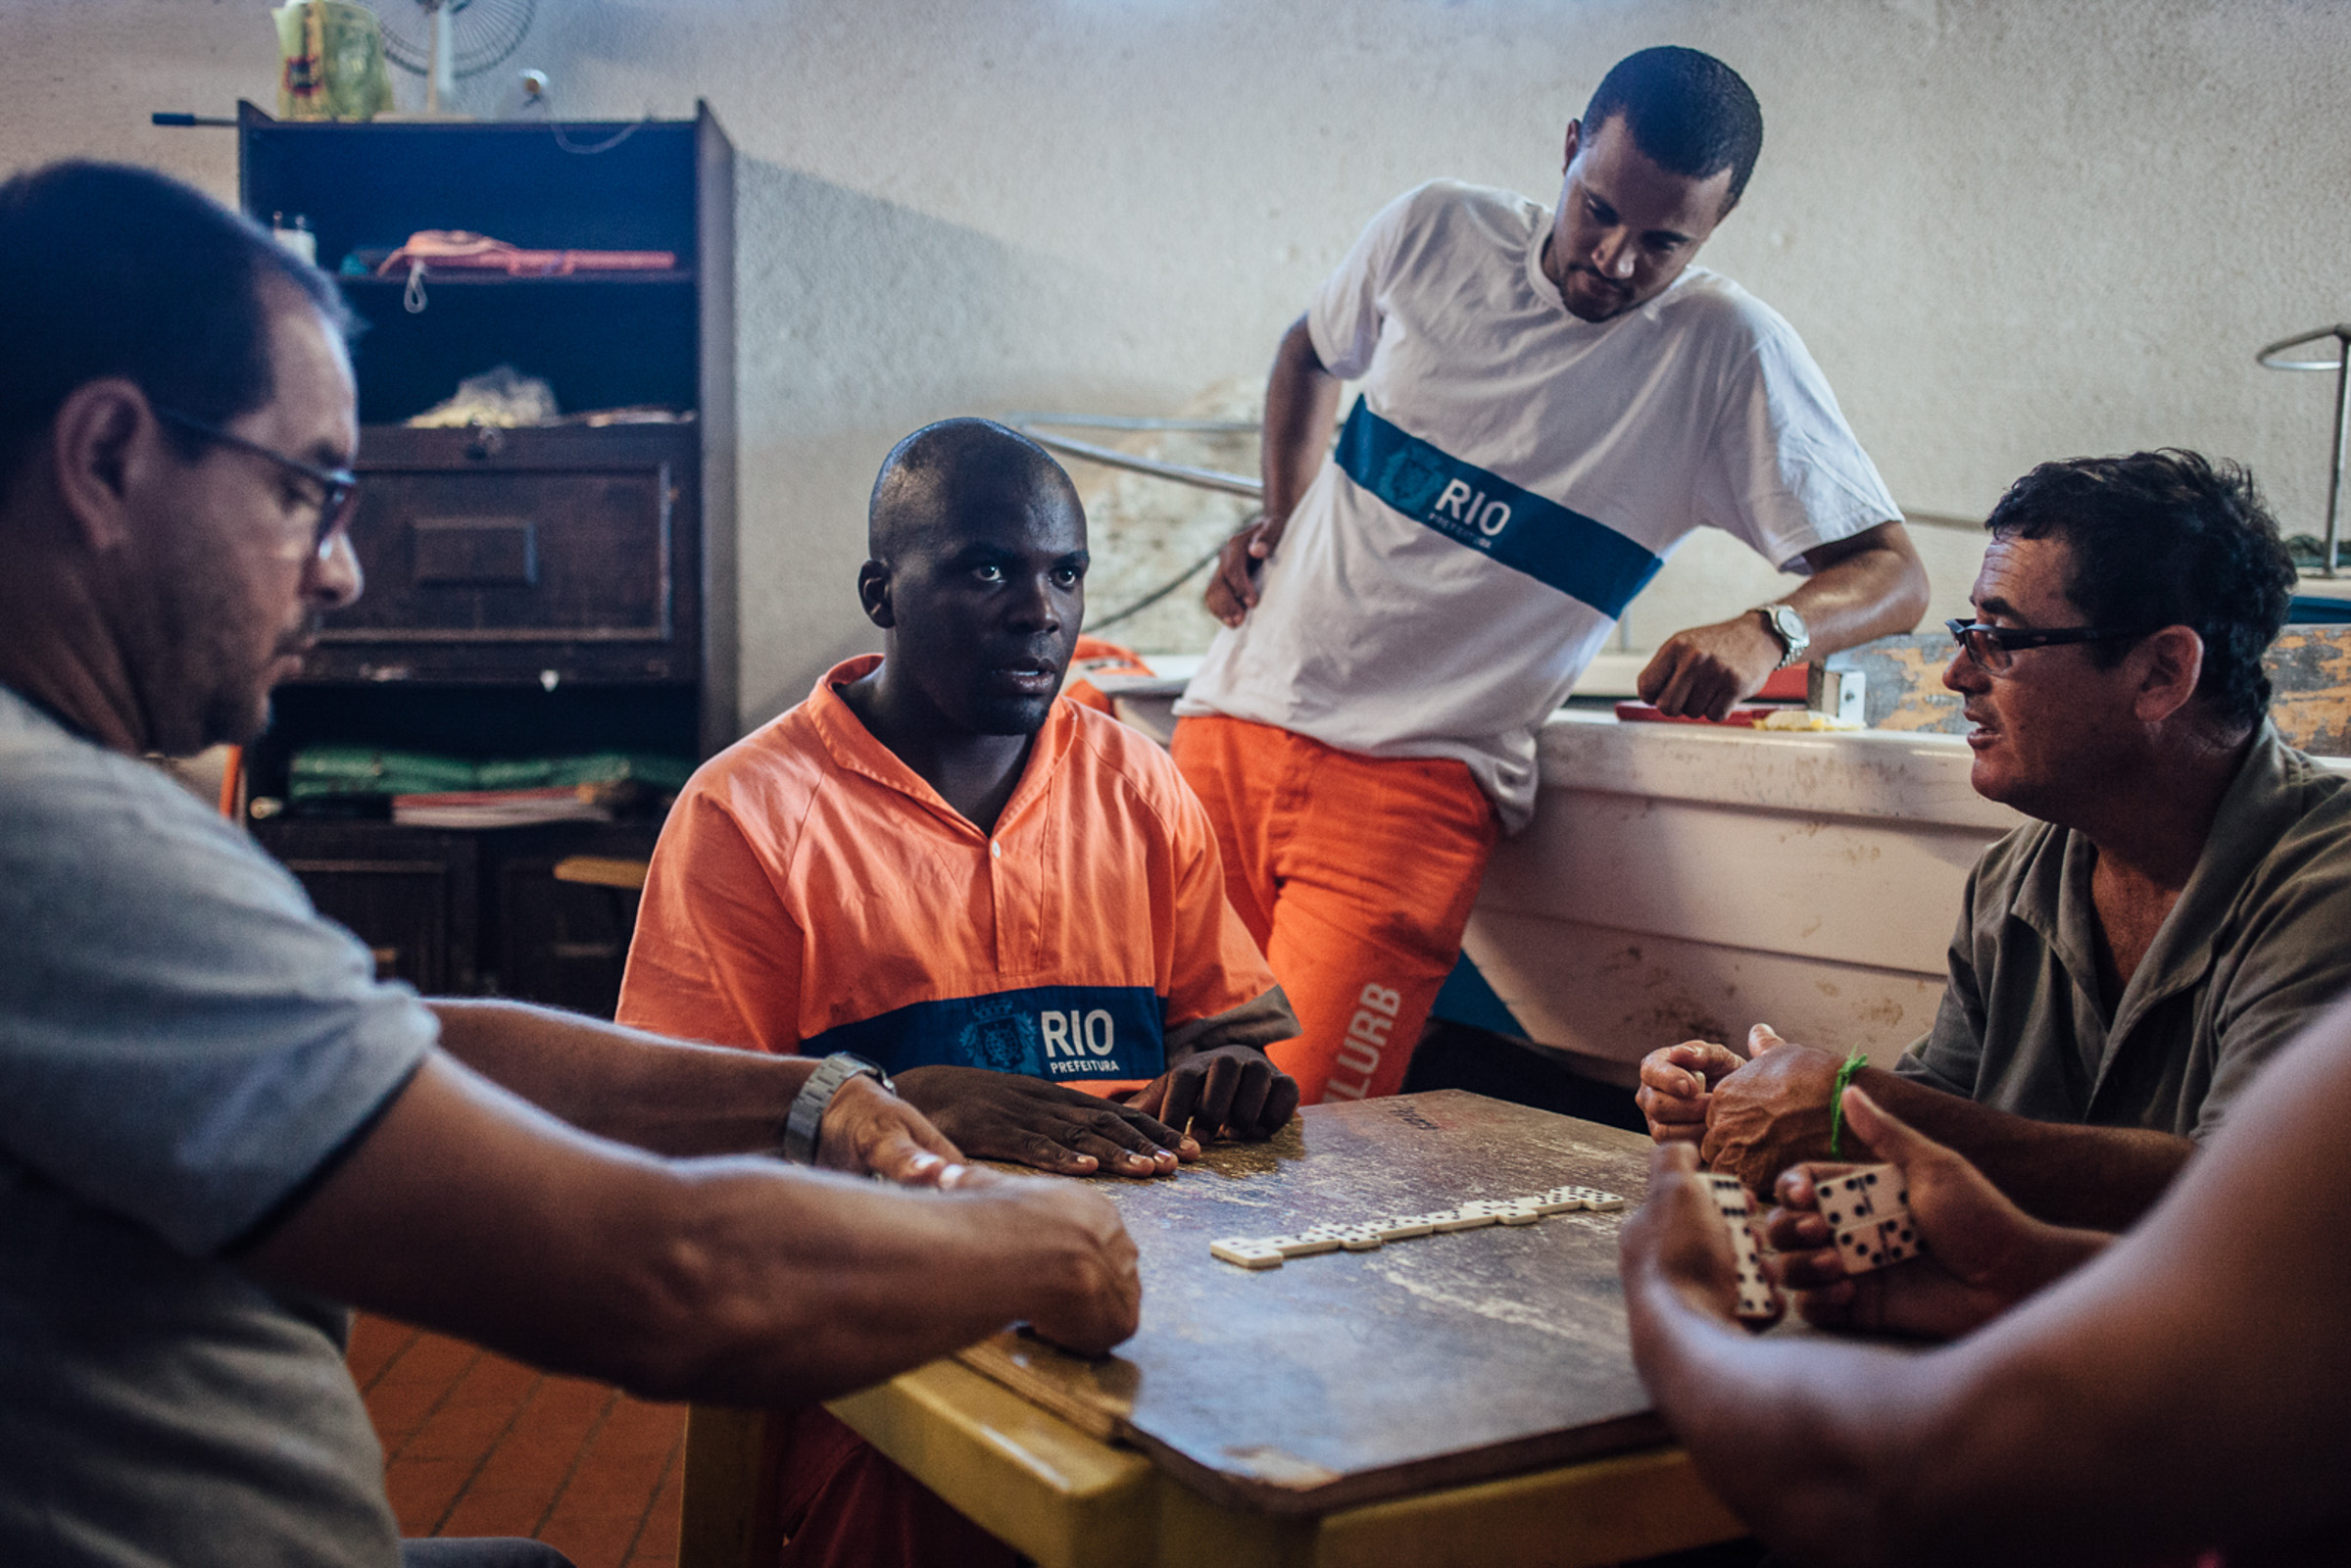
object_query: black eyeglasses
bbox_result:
[152,405,360,560]
[1944,617,2149,673]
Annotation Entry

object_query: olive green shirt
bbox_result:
[1896,723,2351,1140]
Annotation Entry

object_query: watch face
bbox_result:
[1765,606,1807,666]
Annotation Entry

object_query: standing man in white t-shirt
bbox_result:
[1172,46,1930,1104]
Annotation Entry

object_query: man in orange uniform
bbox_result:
[619,417,1299,1565]
[1175,47,1929,1103]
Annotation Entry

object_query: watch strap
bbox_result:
[780,1053,891,1164]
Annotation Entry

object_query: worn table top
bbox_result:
[958,1089,1665,1515]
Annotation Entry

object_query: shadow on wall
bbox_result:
[731,157,1145,730]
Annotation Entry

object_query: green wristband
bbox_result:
[1826,1053,1870,1158]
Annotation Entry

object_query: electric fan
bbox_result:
[362,0,537,119]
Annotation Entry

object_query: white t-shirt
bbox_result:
[1176,179,1899,832]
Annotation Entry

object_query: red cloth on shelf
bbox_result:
[376,230,675,276]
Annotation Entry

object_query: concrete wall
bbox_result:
[9,0,2347,728]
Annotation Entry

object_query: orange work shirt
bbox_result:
[617,657,1282,1085]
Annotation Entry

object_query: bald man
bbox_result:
[618,417,1298,1566]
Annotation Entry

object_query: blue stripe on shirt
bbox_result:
[1332,397,1665,617]
[804,985,1166,1081]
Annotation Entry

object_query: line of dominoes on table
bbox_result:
[1208,1185,1627,1269]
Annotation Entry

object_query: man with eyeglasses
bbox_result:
[1637,449,2351,1229]
[0,162,1140,1568]
[154,404,362,553]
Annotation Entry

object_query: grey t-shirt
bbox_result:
[0,688,437,1567]
[1896,723,2351,1141]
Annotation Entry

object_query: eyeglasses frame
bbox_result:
[151,404,360,561]
[1943,617,2153,672]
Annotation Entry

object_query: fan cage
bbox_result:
[367,0,536,79]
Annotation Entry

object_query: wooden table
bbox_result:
[680,1091,1742,1568]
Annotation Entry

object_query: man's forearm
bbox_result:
[1779,522,1930,658]
[1857,1068,2191,1229]
[1623,1164,2117,1568]
[570,1162,1124,1404]
[247,1056,1132,1406]
[428,997,815,1156]
[1163,987,1299,1061]
[1624,1243,1943,1568]
[1261,314,1343,522]
[1639,523,1928,719]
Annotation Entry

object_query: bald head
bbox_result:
[850,417,1089,741]
[867,417,1081,560]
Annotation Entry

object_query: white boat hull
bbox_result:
[1465,714,2023,1083]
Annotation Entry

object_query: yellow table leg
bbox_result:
[678,1405,770,1568]
[828,1361,1157,1568]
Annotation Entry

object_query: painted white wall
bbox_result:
[6,0,2344,727]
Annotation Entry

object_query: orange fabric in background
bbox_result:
[1170,713,1500,1102]
[1062,635,1151,715]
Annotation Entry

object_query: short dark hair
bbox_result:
[0,161,353,483]
[1583,46,1765,209]
[1984,450,2298,732]
[867,417,1077,556]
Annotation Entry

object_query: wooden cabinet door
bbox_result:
[486,826,657,1019]
[303,425,700,685]
[261,824,480,995]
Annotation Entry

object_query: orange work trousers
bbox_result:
[1171,714,1500,1103]
[756,1406,1016,1568]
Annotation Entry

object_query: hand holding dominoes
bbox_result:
[1764,1087,2105,1341]
[1617,1145,1781,1326]
[1812,1163,1923,1274]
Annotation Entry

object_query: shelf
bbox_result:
[239,101,705,268]
[236,101,737,1010]
[338,269,697,288]
[240,109,671,140]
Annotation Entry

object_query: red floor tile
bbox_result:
[380,1332,480,1389]
[625,1452,685,1568]
[535,1515,632,1568]
[440,1485,557,1539]
[352,1316,685,1562]
[447,1353,541,1408]
[348,1315,418,1390]
[384,1455,475,1535]
[365,1381,450,1452]
[405,1398,525,1465]
[595,1397,689,1459]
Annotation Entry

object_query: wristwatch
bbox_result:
[778,1053,894,1165]
[1758,602,1811,669]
